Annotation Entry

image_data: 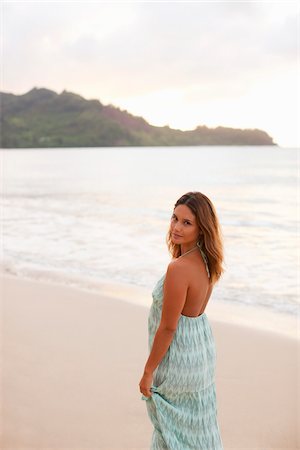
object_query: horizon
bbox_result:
[2,2,299,147]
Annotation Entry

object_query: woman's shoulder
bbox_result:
[168,254,207,280]
[167,257,191,273]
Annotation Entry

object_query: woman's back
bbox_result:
[172,248,213,317]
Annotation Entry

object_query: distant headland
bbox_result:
[0,87,276,148]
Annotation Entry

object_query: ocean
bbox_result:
[1,146,298,317]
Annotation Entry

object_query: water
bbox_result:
[0,146,298,316]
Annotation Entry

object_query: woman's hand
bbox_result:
[139,371,153,398]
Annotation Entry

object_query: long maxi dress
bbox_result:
[141,251,224,450]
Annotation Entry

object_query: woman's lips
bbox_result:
[172,233,182,238]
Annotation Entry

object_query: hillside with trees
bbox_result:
[0,88,276,148]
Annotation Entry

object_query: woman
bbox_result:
[139,191,224,450]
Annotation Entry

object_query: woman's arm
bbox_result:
[143,262,189,375]
[143,325,175,375]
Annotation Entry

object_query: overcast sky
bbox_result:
[2,1,299,147]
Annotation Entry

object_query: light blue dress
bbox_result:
[141,253,224,450]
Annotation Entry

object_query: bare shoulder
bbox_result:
[167,258,190,278]
[168,256,208,283]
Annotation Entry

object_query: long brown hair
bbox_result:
[166,191,225,285]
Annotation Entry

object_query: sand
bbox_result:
[0,273,299,450]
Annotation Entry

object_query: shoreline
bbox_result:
[2,271,298,340]
[1,273,299,449]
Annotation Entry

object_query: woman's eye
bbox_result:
[171,216,190,225]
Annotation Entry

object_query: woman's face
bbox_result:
[170,204,200,246]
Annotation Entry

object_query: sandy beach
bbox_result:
[1,273,299,450]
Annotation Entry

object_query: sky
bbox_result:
[1,1,299,147]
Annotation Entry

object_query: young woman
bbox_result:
[139,191,224,449]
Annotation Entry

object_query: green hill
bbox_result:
[0,87,276,148]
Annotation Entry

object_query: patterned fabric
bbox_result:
[141,270,224,450]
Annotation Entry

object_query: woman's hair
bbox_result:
[166,191,225,285]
